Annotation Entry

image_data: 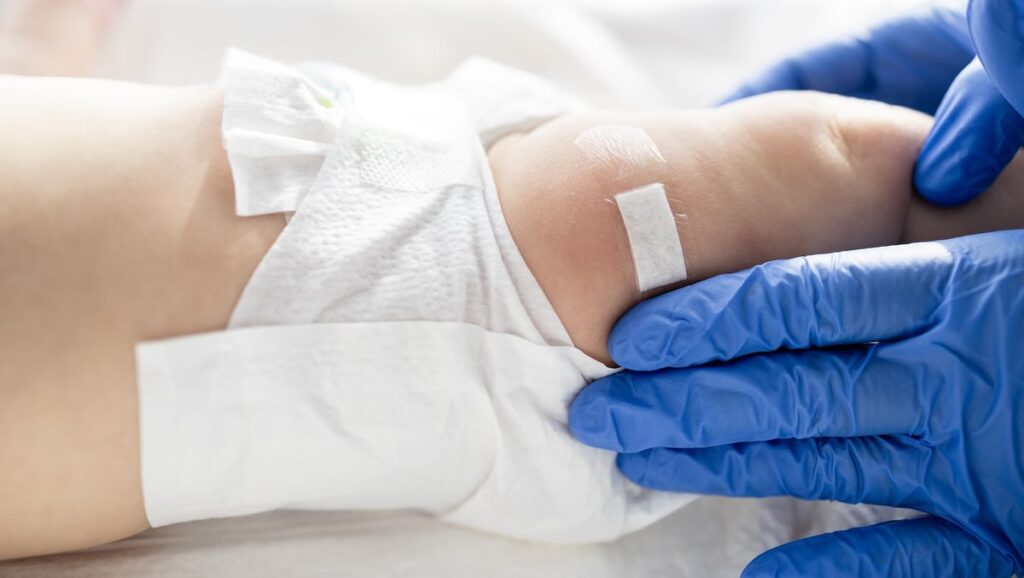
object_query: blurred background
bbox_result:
[79,0,928,107]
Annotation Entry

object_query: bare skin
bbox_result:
[1,3,1022,562]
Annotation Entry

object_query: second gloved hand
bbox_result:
[721,0,1024,206]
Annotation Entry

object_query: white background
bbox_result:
[94,0,931,106]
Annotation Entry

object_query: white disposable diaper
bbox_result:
[135,50,695,544]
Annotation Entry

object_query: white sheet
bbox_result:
[0,0,924,575]
[0,500,909,578]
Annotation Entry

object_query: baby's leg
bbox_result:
[0,76,283,559]
[489,92,1024,363]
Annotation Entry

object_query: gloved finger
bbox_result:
[915,59,1024,206]
[617,436,931,506]
[970,0,1024,119]
[719,7,973,113]
[717,39,864,103]
[570,344,930,453]
[741,517,1019,578]
[609,239,959,372]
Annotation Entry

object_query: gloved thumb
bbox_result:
[741,517,1019,578]
[914,58,1024,206]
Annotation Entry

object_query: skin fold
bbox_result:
[0,78,1021,560]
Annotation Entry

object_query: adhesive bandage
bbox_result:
[573,124,686,293]
[615,183,687,292]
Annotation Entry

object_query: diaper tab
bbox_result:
[136,322,500,526]
[220,49,345,217]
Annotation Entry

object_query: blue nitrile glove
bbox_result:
[721,1,1024,207]
[570,230,1024,577]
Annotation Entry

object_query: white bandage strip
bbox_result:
[615,183,687,292]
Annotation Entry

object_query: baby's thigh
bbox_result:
[0,76,282,559]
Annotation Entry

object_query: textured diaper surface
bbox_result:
[135,49,695,544]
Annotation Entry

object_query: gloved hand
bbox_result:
[721,0,1024,206]
[569,230,1024,577]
